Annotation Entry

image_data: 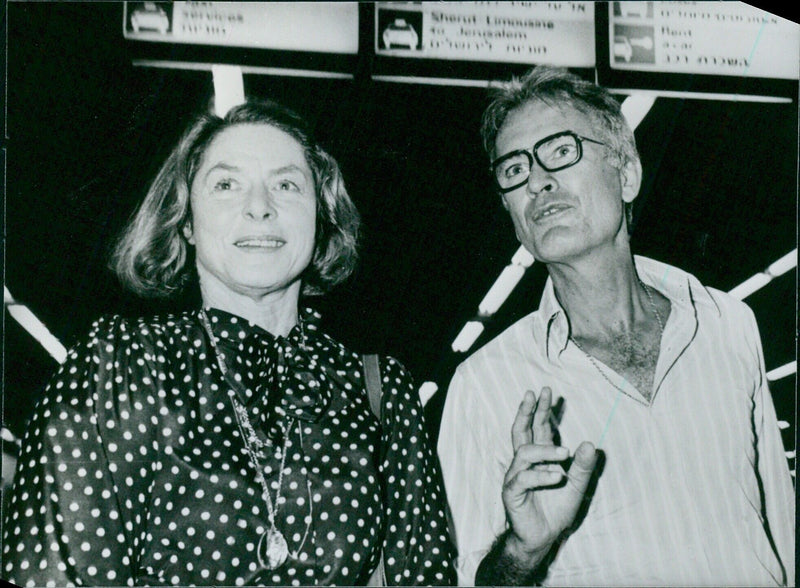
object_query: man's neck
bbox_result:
[547,247,644,340]
[548,249,671,399]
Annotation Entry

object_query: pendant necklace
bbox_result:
[199,309,313,571]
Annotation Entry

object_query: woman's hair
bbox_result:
[111,100,361,298]
[480,65,639,170]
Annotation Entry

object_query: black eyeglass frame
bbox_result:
[490,130,606,194]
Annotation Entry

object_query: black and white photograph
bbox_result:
[2,2,797,586]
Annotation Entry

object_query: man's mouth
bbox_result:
[532,203,571,222]
[234,237,286,249]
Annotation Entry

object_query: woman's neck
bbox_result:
[197,267,302,337]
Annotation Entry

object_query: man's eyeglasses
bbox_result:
[491,131,606,193]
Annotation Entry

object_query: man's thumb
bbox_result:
[569,442,598,494]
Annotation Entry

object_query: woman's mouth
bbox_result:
[234,237,286,249]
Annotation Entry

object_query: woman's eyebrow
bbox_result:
[271,164,308,176]
[204,162,240,173]
[198,162,241,182]
[198,162,309,182]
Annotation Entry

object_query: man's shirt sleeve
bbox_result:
[438,363,508,586]
[744,305,795,586]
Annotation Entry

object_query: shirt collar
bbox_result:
[633,255,718,315]
[537,255,714,360]
[538,278,569,360]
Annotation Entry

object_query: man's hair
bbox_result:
[110,99,361,298]
[480,65,639,170]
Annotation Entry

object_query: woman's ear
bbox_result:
[620,157,643,204]
[182,222,195,245]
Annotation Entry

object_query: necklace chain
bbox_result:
[641,280,665,334]
[199,309,313,567]
[570,280,664,404]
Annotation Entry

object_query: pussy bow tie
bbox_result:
[209,311,331,444]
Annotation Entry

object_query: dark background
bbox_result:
[3,3,797,471]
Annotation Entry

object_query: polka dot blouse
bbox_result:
[2,307,455,586]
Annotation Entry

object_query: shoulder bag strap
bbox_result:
[363,353,383,420]
[362,353,386,586]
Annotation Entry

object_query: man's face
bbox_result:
[494,100,640,265]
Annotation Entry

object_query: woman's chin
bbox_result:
[231,276,303,299]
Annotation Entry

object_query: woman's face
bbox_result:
[185,123,317,300]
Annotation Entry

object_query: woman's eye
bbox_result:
[276,179,301,192]
[212,178,238,192]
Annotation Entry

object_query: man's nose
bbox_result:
[525,163,556,198]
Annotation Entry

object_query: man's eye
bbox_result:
[553,144,577,159]
[505,163,528,178]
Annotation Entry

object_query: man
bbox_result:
[438,66,795,586]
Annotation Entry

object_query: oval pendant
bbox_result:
[258,526,289,570]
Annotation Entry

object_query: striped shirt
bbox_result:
[438,256,795,586]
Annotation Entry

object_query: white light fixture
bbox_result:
[767,249,798,277]
[620,94,657,130]
[728,272,773,300]
[510,246,535,268]
[212,64,246,118]
[729,249,797,300]
[478,265,526,316]
[451,321,485,353]
[766,361,797,382]
[0,428,19,444]
[4,286,67,364]
[419,382,439,407]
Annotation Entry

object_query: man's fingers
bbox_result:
[505,443,569,482]
[503,468,565,504]
[531,386,554,445]
[564,441,599,495]
[511,390,537,451]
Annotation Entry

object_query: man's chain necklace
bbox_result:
[570,280,664,402]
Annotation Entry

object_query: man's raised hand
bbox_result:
[502,387,599,556]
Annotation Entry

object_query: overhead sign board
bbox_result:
[123,2,359,55]
[375,1,596,67]
[607,1,799,80]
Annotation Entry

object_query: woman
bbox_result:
[2,100,455,586]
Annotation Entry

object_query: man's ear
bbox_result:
[182,221,195,245]
[620,157,642,204]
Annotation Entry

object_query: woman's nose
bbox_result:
[243,187,277,219]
